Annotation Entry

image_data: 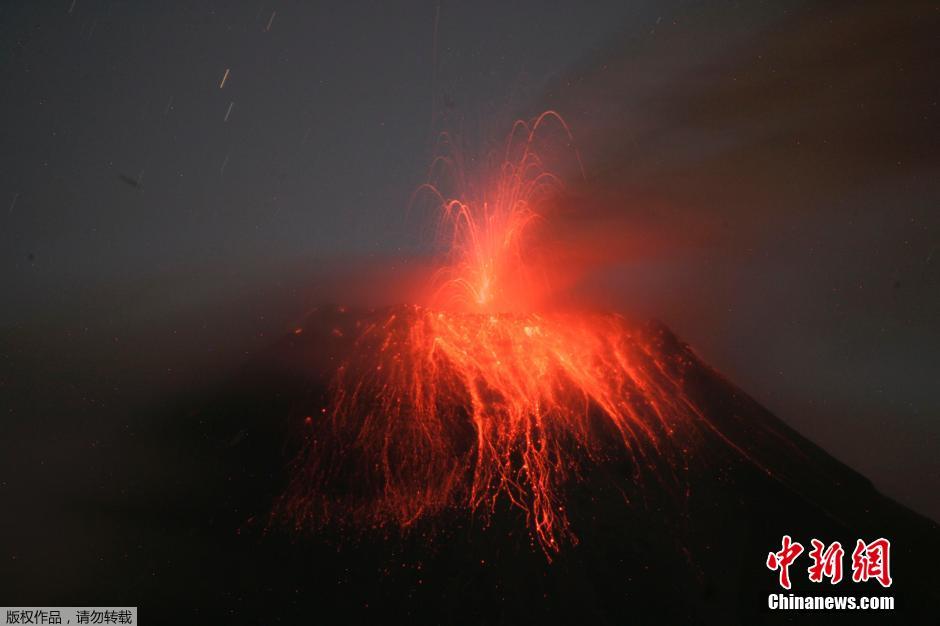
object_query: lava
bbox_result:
[420,112,575,314]
[281,112,710,553]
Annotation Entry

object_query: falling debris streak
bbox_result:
[224,101,234,122]
[219,68,230,89]
[280,111,744,555]
[265,11,277,32]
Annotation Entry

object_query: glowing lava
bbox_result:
[422,117,561,313]
[282,112,705,553]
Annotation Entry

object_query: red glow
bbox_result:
[282,112,708,554]
[417,110,581,314]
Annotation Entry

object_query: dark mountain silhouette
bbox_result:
[17,306,935,624]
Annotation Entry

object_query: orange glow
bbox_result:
[282,112,706,554]
[415,110,579,314]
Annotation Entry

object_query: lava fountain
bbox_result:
[280,112,716,554]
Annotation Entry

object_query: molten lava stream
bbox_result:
[280,111,702,554]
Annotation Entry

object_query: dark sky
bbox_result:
[2,0,938,523]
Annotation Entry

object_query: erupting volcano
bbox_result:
[278,112,765,552]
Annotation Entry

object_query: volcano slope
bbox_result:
[92,306,940,623]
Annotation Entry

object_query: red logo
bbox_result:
[807,539,844,584]
[851,538,893,588]
[766,536,892,588]
[766,535,804,589]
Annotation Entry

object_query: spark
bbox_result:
[224,101,234,122]
[219,68,230,89]
[264,11,276,32]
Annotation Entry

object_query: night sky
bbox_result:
[1,0,938,577]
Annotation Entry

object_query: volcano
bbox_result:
[152,304,937,624]
[32,110,932,623]
[175,110,939,622]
